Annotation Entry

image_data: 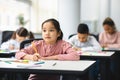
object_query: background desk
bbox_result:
[0,58,95,80]
[0,50,17,57]
[102,49,120,80]
[102,48,120,52]
[80,51,115,80]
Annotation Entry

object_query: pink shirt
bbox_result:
[15,40,80,60]
[99,31,120,48]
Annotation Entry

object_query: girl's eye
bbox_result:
[50,30,54,32]
[43,30,46,32]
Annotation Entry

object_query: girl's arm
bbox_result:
[41,55,58,60]
[22,53,40,61]
[57,42,80,61]
[40,41,80,61]
[15,41,40,60]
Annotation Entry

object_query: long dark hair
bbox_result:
[103,17,116,31]
[42,18,63,40]
[11,27,29,39]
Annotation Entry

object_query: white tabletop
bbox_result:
[0,58,95,72]
[79,51,114,57]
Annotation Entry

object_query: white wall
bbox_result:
[81,0,120,33]
[98,0,111,32]
[81,0,99,33]
[111,0,120,31]
[80,0,111,33]
[81,0,99,20]
[58,0,80,40]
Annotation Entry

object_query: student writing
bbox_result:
[67,23,101,80]
[15,18,80,80]
[1,27,34,50]
[99,17,120,80]
[68,23,101,51]
[99,17,120,49]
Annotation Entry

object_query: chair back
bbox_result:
[68,33,99,41]
[20,38,42,49]
[1,31,14,43]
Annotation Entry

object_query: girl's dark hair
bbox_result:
[42,18,63,40]
[28,31,35,39]
[103,17,116,31]
[77,23,89,34]
[12,27,34,39]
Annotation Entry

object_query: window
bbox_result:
[0,0,30,31]
[30,0,58,33]
[0,0,58,33]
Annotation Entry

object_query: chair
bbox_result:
[90,33,99,41]
[1,31,14,43]
[68,33,99,41]
[68,33,76,39]
[20,38,42,49]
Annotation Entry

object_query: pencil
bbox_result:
[52,62,57,66]
[32,42,38,53]
[32,42,41,61]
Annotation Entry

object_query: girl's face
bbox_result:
[42,22,60,44]
[77,33,88,42]
[16,34,26,42]
[103,24,115,34]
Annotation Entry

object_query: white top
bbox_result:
[0,39,20,50]
[68,35,101,51]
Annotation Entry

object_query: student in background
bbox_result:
[15,18,79,80]
[99,17,120,80]
[68,23,101,52]
[67,23,101,80]
[0,27,34,50]
[99,17,120,49]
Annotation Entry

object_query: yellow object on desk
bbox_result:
[12,60,29,64]
[0,50,7,53]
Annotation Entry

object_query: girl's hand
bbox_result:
[9,45,15,50]
[73,47,81,51]
[31,53,41,61]
[101,44,108,48]
[23,53,41,61]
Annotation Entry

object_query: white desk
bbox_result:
[103,48,120,51]
[80,51,114,57]
[80,51,115,80]
[0,58,95,80]
[0,50,18,57]
[102,49,120,80]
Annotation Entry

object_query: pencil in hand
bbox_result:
[32,42,38,53]
[32,42,41,61]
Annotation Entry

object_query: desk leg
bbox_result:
[80,71,89,80]
[62,72,89,80]
[4,73,16,80]
[100,59,111,80]
[112,53,120,80]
